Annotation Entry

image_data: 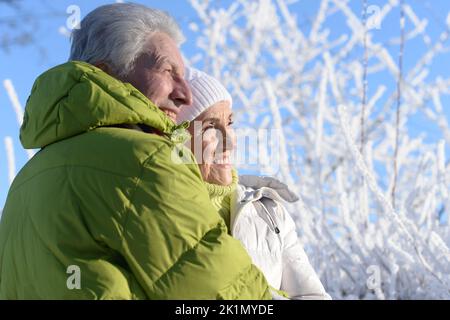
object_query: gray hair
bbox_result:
[69,3,184,78]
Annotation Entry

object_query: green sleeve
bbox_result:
[118,143,271,299]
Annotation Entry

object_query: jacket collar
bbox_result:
[229,175,298,235]
[238,175,299,203]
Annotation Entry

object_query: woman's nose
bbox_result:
[224,128,236,151]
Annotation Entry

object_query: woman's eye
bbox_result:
[228,121,234,126]
[203,124,215,133]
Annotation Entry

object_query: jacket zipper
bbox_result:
[231,196,281,236]
[258,201,280,234]
[258,201,283,251]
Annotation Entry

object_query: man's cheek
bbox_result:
[146,77,166,103]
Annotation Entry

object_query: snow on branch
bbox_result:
[4,136,16,185]
[3,79,36,160]
[188,0,450,298]
[3,79,24,127]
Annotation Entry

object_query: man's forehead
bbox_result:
[147,33,182,57]
[145,34,184,71]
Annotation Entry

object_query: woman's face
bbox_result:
[187,101,235,186]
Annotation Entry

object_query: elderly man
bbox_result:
[0,3,270,299]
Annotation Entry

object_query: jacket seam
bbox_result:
[8,164,138,194]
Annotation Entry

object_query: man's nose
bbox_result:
[170,78,192,107]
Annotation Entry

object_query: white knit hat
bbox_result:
[177,67,232,124]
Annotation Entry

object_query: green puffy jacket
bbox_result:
[0,61,270,300]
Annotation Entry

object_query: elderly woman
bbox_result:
[177,67,331,300]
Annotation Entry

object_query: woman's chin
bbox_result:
[208,165,233,186]
[213,163,232,170]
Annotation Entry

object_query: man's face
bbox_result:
[123,32,192,122]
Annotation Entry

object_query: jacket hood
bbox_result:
[20,61,185,148]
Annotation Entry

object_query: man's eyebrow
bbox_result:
[145,51,170,69]
[151,55,183,75]
[153,55,170,68]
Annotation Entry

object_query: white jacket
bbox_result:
[230,175,331,300]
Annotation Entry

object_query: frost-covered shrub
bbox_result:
[187,0,450,299]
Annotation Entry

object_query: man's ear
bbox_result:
[95,62,112,75]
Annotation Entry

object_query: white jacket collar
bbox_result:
[229,175,298,235]
[238,175,299,203]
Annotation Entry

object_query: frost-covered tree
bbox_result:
[0,0,65,55]
[186,0,450,299]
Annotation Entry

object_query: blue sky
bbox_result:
[0,0,201,206]
[0,0,449,207]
